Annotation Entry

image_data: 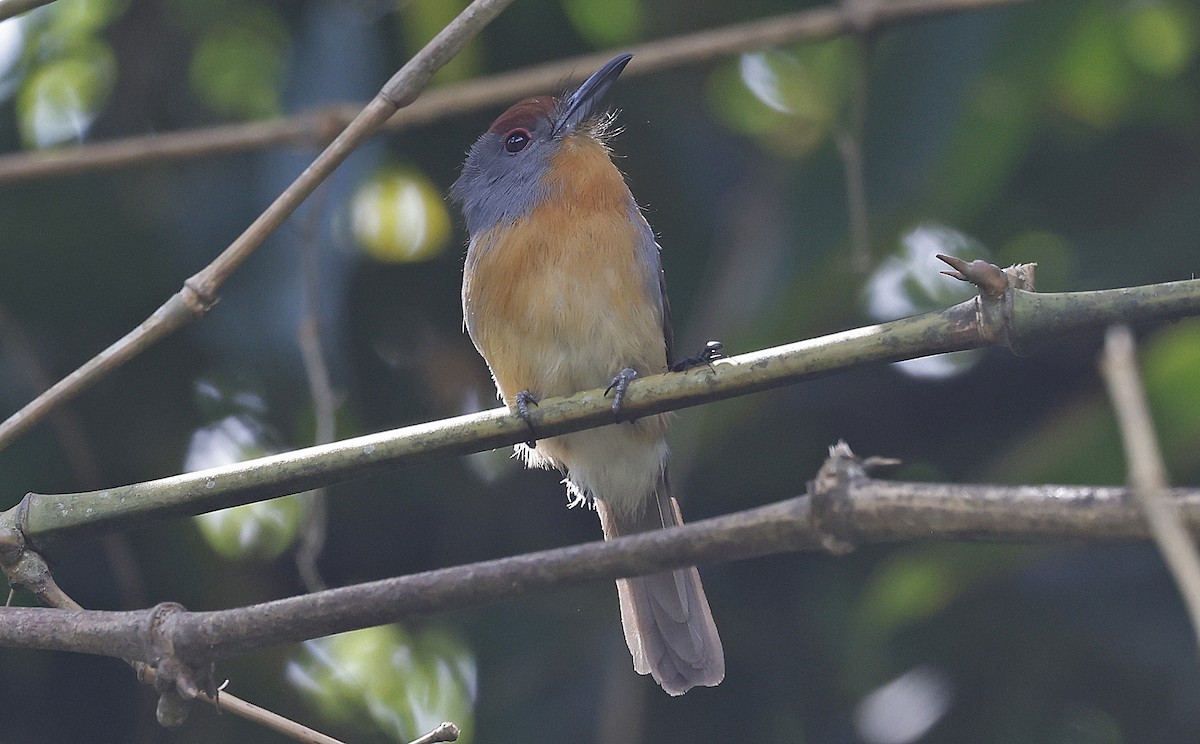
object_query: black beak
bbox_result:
[552,53,633,137]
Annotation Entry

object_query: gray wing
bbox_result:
[628,201,675,368]
[658,265,676,368]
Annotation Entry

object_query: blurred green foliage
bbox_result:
[53,0,125,38]
[1,0,1199,743]
[288,625,476,743]
[186,6,290,119]
[562,0,644,47]
[193,490,308,559]
[14,0,122,146]
[17,42,114,145]
[708,41,852,156]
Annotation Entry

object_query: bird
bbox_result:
[450,53,724,696]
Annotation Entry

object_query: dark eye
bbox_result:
[504,129,531,154]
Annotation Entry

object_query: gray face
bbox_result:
[449,100,558,237]
[450,53,634,237]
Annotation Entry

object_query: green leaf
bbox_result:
[289,625,477,742]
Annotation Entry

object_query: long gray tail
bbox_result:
[595,479,724,695]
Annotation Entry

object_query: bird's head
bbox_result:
[450,53,633,236]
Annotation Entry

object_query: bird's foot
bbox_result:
[604,367,639,422]
[514,389,539,448]
[669,340,725,373]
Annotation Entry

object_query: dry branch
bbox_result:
[0,0,1031,184]
[196,688,349,744]
[4,445,1200,671]
[0,0,517,453]
[1101,325,1200,651]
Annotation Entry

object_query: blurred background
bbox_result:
[1,0,1200,742]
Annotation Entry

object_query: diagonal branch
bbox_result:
[0,0,517,454]
[6,268,1200,549]
[1101,325,1200,654]
[0,0,1032,184]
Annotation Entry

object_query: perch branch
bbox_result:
[5,269,1200,549]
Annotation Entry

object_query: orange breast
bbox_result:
[463,134,667,405]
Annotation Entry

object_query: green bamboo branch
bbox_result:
[6,267,1199,551]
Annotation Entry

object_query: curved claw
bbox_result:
[604,367,639,422]
[514,389,539,448]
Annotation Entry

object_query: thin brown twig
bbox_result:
[139,663,351,741]
[0,305,149,608]
[0,0,1032,185]
[295,189,335,593]
[0,305,102,485]
[0,0,516,454]
[836,16,874,273]
[0,294,200,453]
[1100,325,1200,654]
[202,687,348,744]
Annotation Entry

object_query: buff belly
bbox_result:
[462,195,669,517]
